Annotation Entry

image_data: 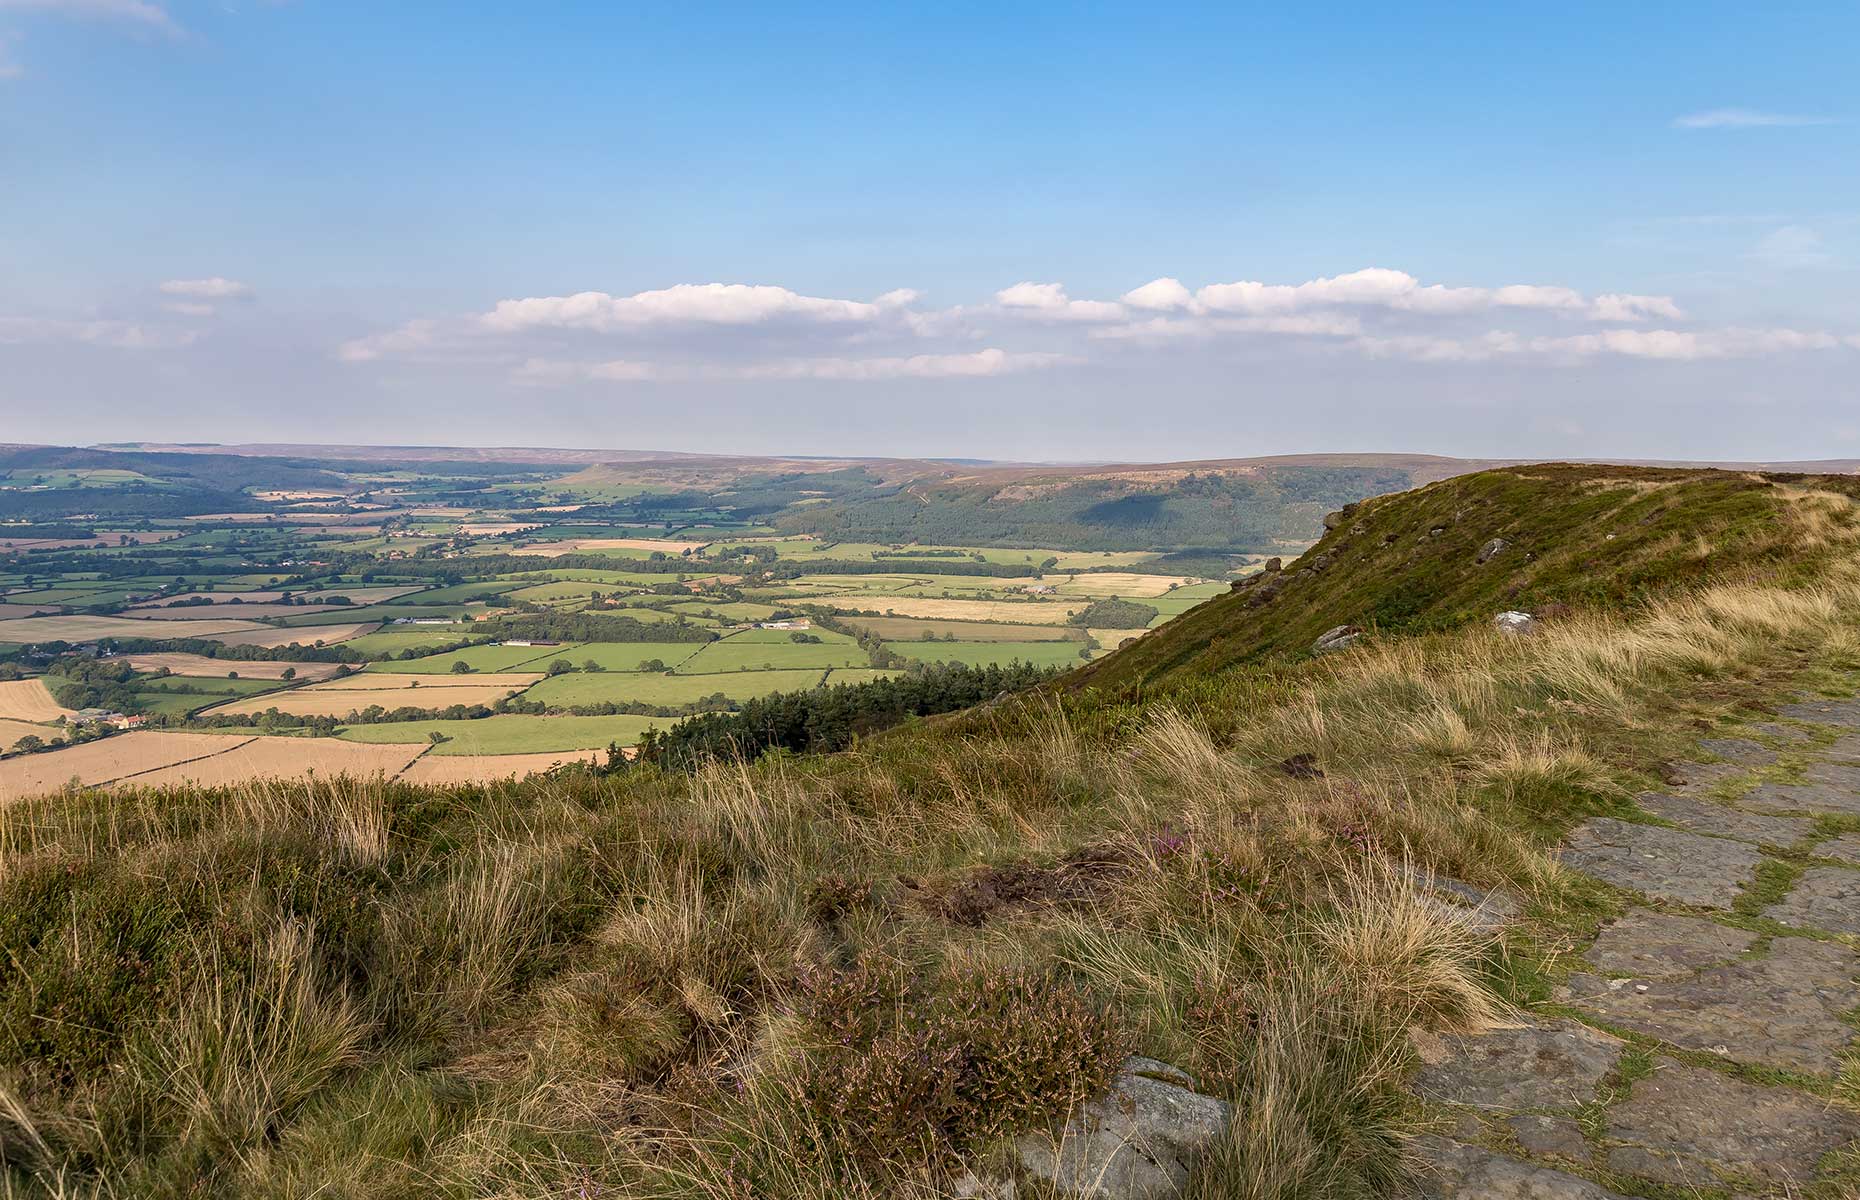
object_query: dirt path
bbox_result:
[1411,697,1860,1197]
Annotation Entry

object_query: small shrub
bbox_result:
[792,963,1124,1167]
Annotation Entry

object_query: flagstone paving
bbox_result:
[1410,702,1860,1197]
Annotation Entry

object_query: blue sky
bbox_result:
[2,1,1857,461]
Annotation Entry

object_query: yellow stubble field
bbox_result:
[204,674,538,717]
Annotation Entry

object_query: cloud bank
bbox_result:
[323,267,1858,385]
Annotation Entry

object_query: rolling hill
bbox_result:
[1072,463,1860,691]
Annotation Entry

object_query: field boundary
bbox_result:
[388,742,436,783]
[89,735,258,790]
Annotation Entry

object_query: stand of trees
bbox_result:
[638,660,1059,768]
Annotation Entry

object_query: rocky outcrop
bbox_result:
[956,1056,1231,1199]
[1312,625,1362,654]
[1475,537,1509,564]
[1322,502,1360,531]
[1493,610,1535,635]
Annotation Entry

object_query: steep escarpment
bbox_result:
[1073,464,1860,692]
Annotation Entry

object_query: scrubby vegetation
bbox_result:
[6,465,1860,1197]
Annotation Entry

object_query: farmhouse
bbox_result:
[757,619,812,630]
[67,709,145,730]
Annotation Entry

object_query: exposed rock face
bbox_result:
[1321,502,1359,531]
[1410,1138,1629,1199]
[1560,818,1761,906]
[1245,576,1286,607]
[1312,625,1362,654]
[1409,703,1860,1197]
[1605,1060,1860,1187]
[1633,791,1811,845]
[1696,736,1778,764]
[1582,910,1756,977]
[1476,537,1509,564]
[1563,937,1860,1073]
[1763,866,1860,934]
[1662,758,1742,792]
[1493,610,1535,635]
[970,1056,1232,1199]
[1776,698,1860,728]
[1740,780,1860,815]
[1507,1115,1590,1161]
[1410,1016,1622,1110]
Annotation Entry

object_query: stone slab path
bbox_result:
[1411,697,1860,1197]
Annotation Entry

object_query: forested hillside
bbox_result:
[776,463,1421,551]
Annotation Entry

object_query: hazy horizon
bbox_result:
[4,2,1857,461]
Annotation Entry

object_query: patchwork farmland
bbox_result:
[0,444,1305,798]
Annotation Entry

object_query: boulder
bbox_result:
[1245,577,1286,608]
[1476,537,1509,564]
[1322,503,1359,532]
[1262,557,1282,573]
[1006,1057,1232,1199]
[1493,611,1535,635]
[1312,625,1362,654]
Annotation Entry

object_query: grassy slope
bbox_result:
[1076,463,1860,692]
[7,466,1860,1199]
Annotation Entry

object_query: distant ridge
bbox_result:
[93,442,1860,478]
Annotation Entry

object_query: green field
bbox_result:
[336,713,668,754]
[887,640,1090,668]
[724,626,857,644]
[1143,582,1229,624]
[560,642,709,671]
[677,637,869,673]
[370,643,584,673]
[341,629,472,656]
[586,605,708,625]
[667,600,784,622]
[522,668,829,708]
[841,616,1079,642]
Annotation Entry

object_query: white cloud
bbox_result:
[1749,225,1832,268]
[1673,108,1837,129]
[1185,269,1667,322]
[993,281,1125,322]
[481,283,901,333]
[0,316,196,349]
[0,0,181,35]
[741,348,1067,380]
[1120,277,1196,312]
[1589,293,1684,322]
[160,276,253,299]
[338,319,441,363]
[0,32,22,78]
[1091,271,1679,341]
[1356,326,1852,364]
[512,347,1066,386]
[1091,313,1364,341]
